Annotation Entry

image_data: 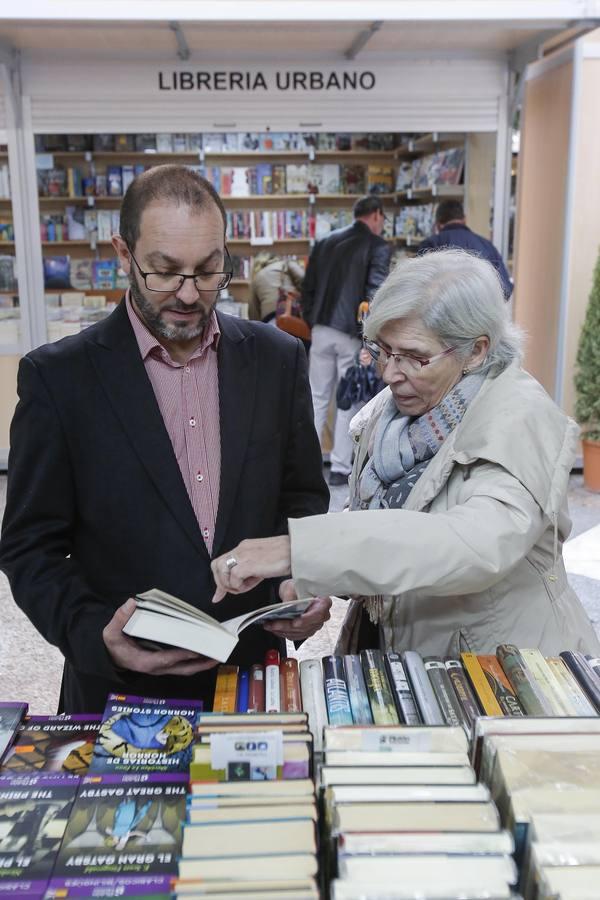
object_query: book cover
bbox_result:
[236,669,250,713]
[366,164,394,194]
[343,655,373,725]
[423,657,470,730]
[299,659,327,753]
[92,259,117,290]
[1,714,101,775]
[560,651,600,712]
[546,656,597,715]
[402,651,444,725]
[444,659,482,727]
[190,737,311,782]
[47,772,187,898]
[476,655,525,716]
[89,694,201,775]
[0,702,28,764]
[497,644,553,715]
[323,656,353,726]
[0,773,79,897]
[213,666,239,713]
[106,165,123,197]
[43,256,71,290]
[360,649,400,725]
[461,653,504,716]
[384,652,421,725]
[519,648,573,716]
[248,663,265,713]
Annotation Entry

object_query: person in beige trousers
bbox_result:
[211,249,600,658]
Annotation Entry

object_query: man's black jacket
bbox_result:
[302,220,391,337]
[418,223,513,299]
[0,302,328,713]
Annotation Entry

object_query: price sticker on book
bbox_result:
[360,730,433,752]
[210,730,284,781]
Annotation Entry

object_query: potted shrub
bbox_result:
[575,248,600,491]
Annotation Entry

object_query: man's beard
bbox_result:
[129,272,216,342]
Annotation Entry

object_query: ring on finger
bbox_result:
[224,556,238,576]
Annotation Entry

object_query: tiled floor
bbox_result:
[0,473,599,713]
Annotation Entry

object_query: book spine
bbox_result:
[212,665,239,713]
[496,644,551,715]
[401,651,444,725]
[281,658,302,713]
[384,652,422,725]
[360,649,400,725]
[343,655,374,725]
[585,656,600,683]
[236,669,250,712]
[323,655,353,726]
[519,648,571,715]
[299,659,328,752]
[546,657,597,716]
[265,649,281,713]
[560,651,600,712]
[423,657,469,729]
[476,655,525,716]
[444,659,482,727]
[248,663,265,712]
[460,653,504,716]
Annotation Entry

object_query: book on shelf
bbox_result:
[384,652,422,725]
[326,782,491,806]
[280,657,302,713]
[366,163,394,194]
[518,647,574,716]
[332,799,501,834]
[299,658,328,754]
[343,654,373,725]
[187,800,317,824]
[177,853,318,884]
[190,734,312,782]
[123,587,312,662]
[248,662,266,712]
[324,748,472,768]
[236,667,250,712]
[496,644,554,715]
[546,656,599,715]
[189,777,315,798]
[47,772,187,899]
[320,763,477,787]
[323,655,354,726]
[476,654,525,716]
[0,772,79,899]
[402,650,445,725]
[323,724,468,754]
[360,649,400,725]
[337,829,514,858]
[423,656,470,730]
[194,711,308,733]
[444,658,482,727]
[0,255,17,292]
[461,651,504,716]
[560,650,600,712]
[0,701,28,763]
[181,816,316,859]
[0,714,101,775]
[89,692,201,774]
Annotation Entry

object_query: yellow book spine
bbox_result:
[212,665,239,713]
[460,652,504,716]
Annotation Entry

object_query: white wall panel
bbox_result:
[22,59,505,133]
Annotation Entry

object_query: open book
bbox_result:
[122,589,313,662]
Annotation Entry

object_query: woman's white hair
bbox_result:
[363,248,523,376]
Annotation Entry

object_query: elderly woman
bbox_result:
[212,249,600,657]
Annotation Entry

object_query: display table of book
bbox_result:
[1,643,600,899]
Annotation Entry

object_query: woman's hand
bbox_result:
[262,579,332,640]
[211,536,292,603]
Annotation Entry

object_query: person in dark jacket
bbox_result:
[302,195,391,485]
[418,199,512,299]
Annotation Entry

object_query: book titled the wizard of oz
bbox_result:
[90,694,202,775]
[0,773,79,897]
[1,715,101,776]
[46,772,187,898]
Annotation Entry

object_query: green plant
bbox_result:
[575,248,600,442]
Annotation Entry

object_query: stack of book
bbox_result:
[322,724,518,899]
[475,718,600,898]
[211,652,304,715]
[397,146,465,191]
[177,711,319,898]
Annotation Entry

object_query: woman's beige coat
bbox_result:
[290,364,600,657]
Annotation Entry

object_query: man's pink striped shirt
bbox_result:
[126,292,221,553]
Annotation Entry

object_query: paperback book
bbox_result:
[1,714,101,775]
[0,702,28,764]
[89,694,201,775]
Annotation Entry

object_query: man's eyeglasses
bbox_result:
[363,338,456,374]
[127,245,233,294]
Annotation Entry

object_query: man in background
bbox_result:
[0,165,330,713]
[302,195,391,486]
[418,199,512,299]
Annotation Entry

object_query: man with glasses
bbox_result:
[0,164,330,713]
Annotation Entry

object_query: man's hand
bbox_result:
[103,599,219,677]
[211,536,292,603]
[261,579,332,641]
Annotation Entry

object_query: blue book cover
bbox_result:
[236,670,250,712]
[322,656,353,726]
[89,694,202,775]
[343,655,373,724]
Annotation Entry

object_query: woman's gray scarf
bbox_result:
[355,371,485,511]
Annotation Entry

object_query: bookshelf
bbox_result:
[35,131,466,331]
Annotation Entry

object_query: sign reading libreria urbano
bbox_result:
[158,70,376,92]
